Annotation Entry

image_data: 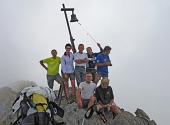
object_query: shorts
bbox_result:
[61,71,75,81]
[82,99,90,109]
[47,73,63,89]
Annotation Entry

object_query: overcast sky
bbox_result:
[0,0,170,124]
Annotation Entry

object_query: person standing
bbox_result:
[86,42,103,83]
[95,46,112,83]
[74,44,88,86]
[61,43,76,99]
[40,49,63,90]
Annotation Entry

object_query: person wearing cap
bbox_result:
[95,46,112,83]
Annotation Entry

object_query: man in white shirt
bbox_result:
[74,44,88,86]
[76,72,96,109]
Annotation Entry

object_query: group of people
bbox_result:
[40,42,121,118]
[11,42,121,125]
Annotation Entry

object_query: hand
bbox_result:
[103,105,108,108]
[84,58,89,63]
[97,42,101,47]
[64,74,68,79]
[107,104,112,107]
[105,62,112,66]
[76,60,82,64]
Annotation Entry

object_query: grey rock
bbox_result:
[148,120,157,125]
[60,103,157,125]
[135,108,150,121]
[0,82,157,125]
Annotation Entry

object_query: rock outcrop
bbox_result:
[57,102,157,125]
[0,82,157,125]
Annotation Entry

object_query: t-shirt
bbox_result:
[74,52,88,67]
[96,53,111,75]
[43,57,61,75]
[79,82,96,99]
[86,53,100,69]
[95,85,114,105]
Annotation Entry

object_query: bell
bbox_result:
[70,13,78,22]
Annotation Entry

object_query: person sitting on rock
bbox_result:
[76,72,96,109]
[94,78,121,118]
[95,46,112,84]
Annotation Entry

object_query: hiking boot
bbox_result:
[112,113,118,119]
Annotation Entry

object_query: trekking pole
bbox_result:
[81,118,85,125]
[57,84,63,106]
[57,80,69,106]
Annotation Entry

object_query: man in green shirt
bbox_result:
[40,49,63,89]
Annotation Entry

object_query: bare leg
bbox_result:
[110,105,121,114]
[71,80,76,97]
[76,91,83,109]
[87,96,96,109]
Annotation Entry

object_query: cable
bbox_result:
[77,22,98,44]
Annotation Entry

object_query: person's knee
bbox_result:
[77,101,83,109]
[96,104,103,111]
[110,105,121,113]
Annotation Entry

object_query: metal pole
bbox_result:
[61,4,76,53]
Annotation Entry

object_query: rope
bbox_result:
[77,22,98,44]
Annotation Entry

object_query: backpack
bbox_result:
[31,93,48,112]
[11,86,64,125]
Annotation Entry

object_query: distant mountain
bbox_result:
[0,81,37,125]
[10,80,37,92]
[0,87,17,124]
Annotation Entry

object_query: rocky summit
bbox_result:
[0,81,157,125]
[55,102,157,125]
